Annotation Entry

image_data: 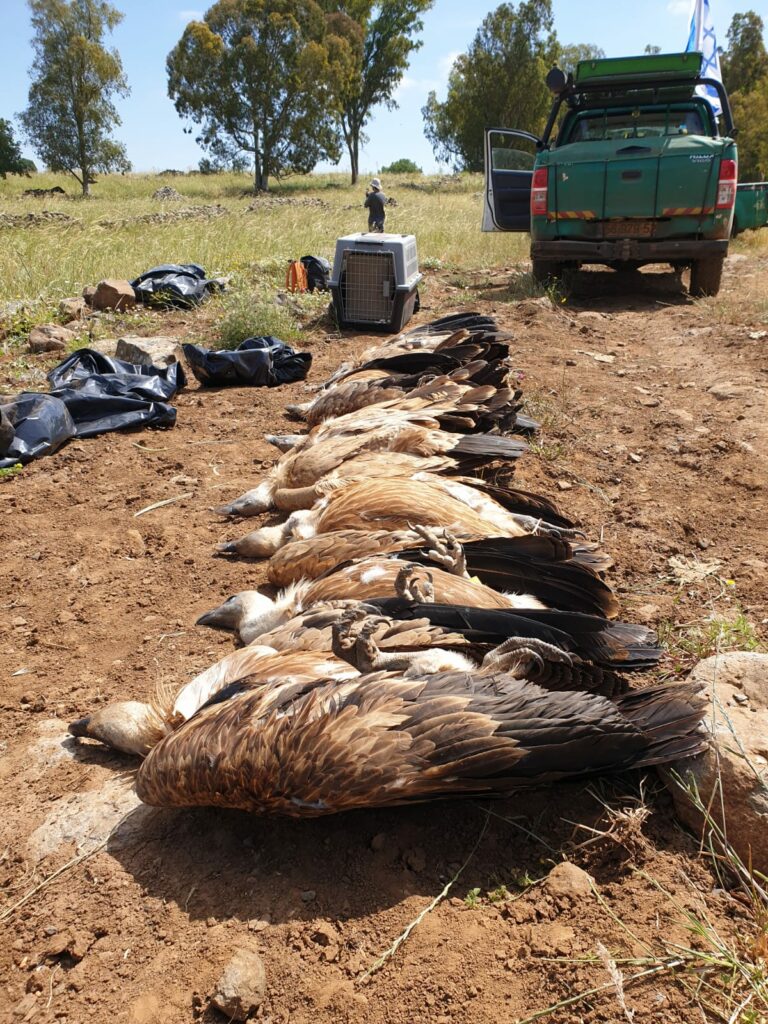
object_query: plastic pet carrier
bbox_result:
[329,233,422,332]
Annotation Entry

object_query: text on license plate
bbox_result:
[604,220,655,237]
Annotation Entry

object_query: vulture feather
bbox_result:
[133,673,706,816]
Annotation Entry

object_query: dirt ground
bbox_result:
[1,256,766,1024]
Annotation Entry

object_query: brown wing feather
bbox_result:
[316,480,520,537]
[135,674,706,816]
[304,558,513,609]
[267,530,421,586]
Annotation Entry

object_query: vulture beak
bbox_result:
[196,602,239,631]
[264,433,303,451]
[68,716,91,738]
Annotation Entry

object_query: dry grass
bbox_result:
[0,170,528,309]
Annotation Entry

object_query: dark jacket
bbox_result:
[364,189,387,222]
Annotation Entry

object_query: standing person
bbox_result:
[364,177,387,232]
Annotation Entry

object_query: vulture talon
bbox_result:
[482,637,577,678]
[395,564,435,604]
[413,524,469,579]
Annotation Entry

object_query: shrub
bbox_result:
[380,158,422,174]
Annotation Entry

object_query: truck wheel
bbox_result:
[689,257,724,298]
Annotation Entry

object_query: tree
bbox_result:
[320,1,433,184]
[380,157,422,173]
[0,119,29,178]
[721,11,768,95]
[19,0,130,196]
[558,43,605,76]
[730,77,768,180]
[167,0,343,192]
[422,1,558,171]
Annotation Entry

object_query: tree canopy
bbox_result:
[0,119,30,178]
[19,0,130,195]
[320,1,433,184]
[167,0,345,191]
[721,10,768,96]
[422,1,560,171]
[380,157,422,173]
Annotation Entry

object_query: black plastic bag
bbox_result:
[300,255,331,292]
[48,348,185,401]
[0,393,76,467]
[131,263,216,308]
[182,336,312,388]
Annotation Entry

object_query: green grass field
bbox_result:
[0,171,528,309]
[2,170,766,349]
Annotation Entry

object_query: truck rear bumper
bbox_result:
[531,238,729,263]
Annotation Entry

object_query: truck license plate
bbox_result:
[604,220,654,237]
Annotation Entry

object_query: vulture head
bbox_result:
[215,480,274,517]
[68,700,169,757]
[196,589,300,645]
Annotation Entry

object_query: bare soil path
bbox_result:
[1,257,765,1024]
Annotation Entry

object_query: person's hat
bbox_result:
[370,178,381,189]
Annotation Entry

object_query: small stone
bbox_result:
[404,847,426,873]
[12,993,38,1019]
[59,297,87,322]
[639,397,660,408]
[565,358,577,366]
[370,832,387,851]
[629,453,642,463]
[92,279,136,312]
[210,948,267,1022]
[300,889,316,903]
[57,610,76,624]
[12,616,27,627]
[115,335,182,367]
[28,324,76,353]
[556,480,573,491]
[311,922,340,947]
[248,918,270,933]
[542,861,593,899]
[707,381,749,401]
[123,529,146,558]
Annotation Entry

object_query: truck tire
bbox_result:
[689,256,724,297]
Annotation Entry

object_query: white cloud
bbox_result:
[178,9,204,21]
[438,51,461,80]
[667,0,693,17]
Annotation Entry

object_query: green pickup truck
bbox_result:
[483,51,759,296]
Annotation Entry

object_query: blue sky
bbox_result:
[1,0,763,175]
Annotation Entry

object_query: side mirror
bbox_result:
[546,67,568,95]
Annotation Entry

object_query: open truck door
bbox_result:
[483,129,541,232]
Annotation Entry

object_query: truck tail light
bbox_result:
[716,158,737,209]
[531,167,548,217]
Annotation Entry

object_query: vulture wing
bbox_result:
[135,674,705,816]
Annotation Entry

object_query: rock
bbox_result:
[300,889,316,903]
[556,480,573,490]
[59,297,87,322]
[115,335,182,367]
[707,381,749,401]
[88,337,118,357]
[370,832,387,851]
[542,861,594,899]
[665,653,768,874]
[404,847,426,872]
[152,185,184,201]
[92,279,136,312]
[82,285,97,306]
[210,948,267,1022]
[311,922,340,947]
[28,324,76,353]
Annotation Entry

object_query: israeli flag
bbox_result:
[686,0,723,117]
